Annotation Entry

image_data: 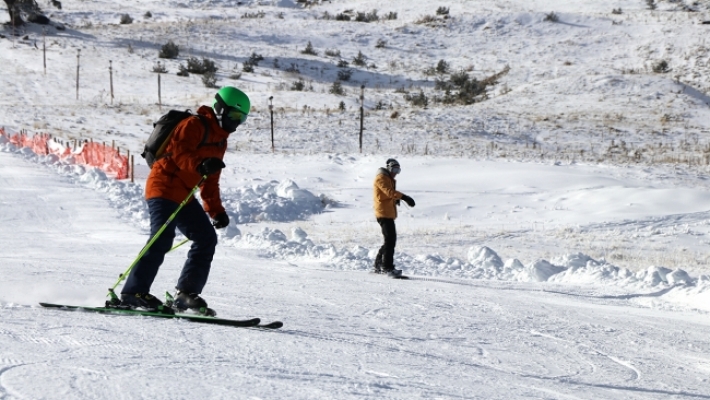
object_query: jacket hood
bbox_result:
[377,167,392,177]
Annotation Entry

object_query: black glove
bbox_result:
[197,158,225,176]
[401,194,415,207]
[212,212,229,229]
[396,199,401,206]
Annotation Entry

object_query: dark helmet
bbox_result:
[386,158,401,174]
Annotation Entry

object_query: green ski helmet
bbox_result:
[213,86,250,132]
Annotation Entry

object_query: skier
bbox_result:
[373,158,415,277]
[119,86,250,315]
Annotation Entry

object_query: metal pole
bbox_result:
[157,62,162,109]
[109,60,114,104]
[42,27,46,75]
[269,96,274,153]
[76,49,81,100]
[359,85,365,153]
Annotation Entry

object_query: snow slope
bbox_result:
[2,0,710,398]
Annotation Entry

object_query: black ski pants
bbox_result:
[122,198,217,295]
[376,218,397,270]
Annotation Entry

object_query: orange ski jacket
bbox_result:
[373,167,404,219]
[145,105,228,217]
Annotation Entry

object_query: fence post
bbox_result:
[130,155,134,183]
[359,84,365,153]
[157,64,162,110]
[269,96,274,153]
[109,60,114,104]
[76,49,81,100]
[42,27,46,75]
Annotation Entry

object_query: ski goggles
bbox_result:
[227,108,248,124]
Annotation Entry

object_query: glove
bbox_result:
[197,158,225,176]
[212,212,229,229]
[401,194,415,207]
[396,199,401,206]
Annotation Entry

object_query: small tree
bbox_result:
[337,69,353,81]
[352,51,367,67]
[291,78,306,91]
[120,13,133,24]
[330,81,345,95]
[302,41,318,56]
[436,59,450,74]
[159,40,180,59]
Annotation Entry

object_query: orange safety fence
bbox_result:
[0,128,129,180]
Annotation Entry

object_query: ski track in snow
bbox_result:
[3,0,710,396]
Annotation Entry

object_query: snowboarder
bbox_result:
[373,158,415,277]
[120,86,250,314]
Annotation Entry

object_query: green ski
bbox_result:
[39,303,283,329]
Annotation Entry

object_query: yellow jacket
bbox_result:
[373,168,403,219]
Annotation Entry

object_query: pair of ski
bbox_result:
[39,302,283,329]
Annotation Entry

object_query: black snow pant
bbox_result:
[376,218,397,271]
[122,198,217,295]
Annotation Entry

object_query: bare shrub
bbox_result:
[242,11,265,18]
[337,69,353,81]
[159,40,179,59]
[120,14,133,24]
[152,61,167,73]
[325,49,341,57]
[177,64,189,77]
[202,71,218,88]
[652,60,670,73]
[404,89,429,107]
[436,7,449,16]
[186,57,217,74]
[335,13,351,21]
[249,52,264,66]
[544,12,559,22]
[416,15,438,24]
[375,39,386,48]
[291,78,306,91]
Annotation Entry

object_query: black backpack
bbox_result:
[141,110,210,168]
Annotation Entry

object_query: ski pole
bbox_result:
[106,176,206,305]
[168,238,190,252]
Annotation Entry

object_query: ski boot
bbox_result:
[118,292,174,314]
[382,267,403,278]
[167,291,216,317]
[373,256,383,274]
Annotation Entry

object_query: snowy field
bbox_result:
[2,0,710,399]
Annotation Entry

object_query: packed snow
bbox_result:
[2,0,710,399]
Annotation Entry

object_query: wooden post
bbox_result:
[76,49,81,100]
[359,85,365,153]
[42,27,46,75]
[109,60,114,104]
[130,155,135,183]
[157,63,162,110]
[269,96,274,153]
